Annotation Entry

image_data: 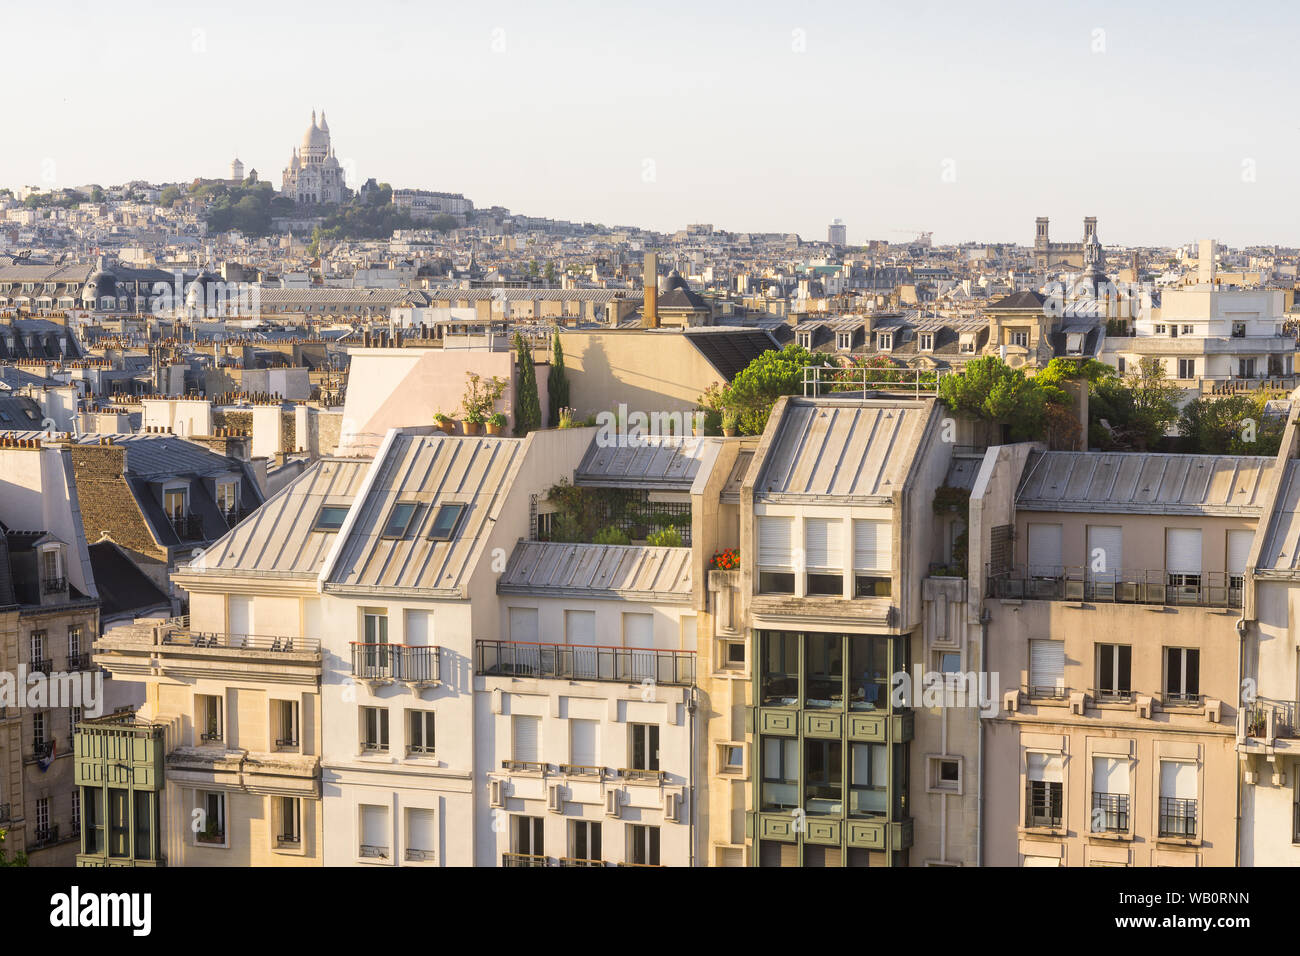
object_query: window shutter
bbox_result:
[1029,639,1065,693]
[509,607,539,643]
[804,518,841,570]
[853,520,890,572]
[1027,752,1063,783]
[757,517,793,570]
[570,719,598,767]
[361,805,387,848]
[1087,526,1122,581]
[1092,756,1129,795]
[1023,855,1060,867]
[1160,760,1196,799]
[565,610,596,645]
[407,808,435,853]
[623,613,653,648]
[1227,530,1252,575]
[228,595,253,637]
[1027,524,1062,573]
[1166,529,1202,575]
[512,715,539,762]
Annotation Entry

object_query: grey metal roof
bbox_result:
[0,431,243,478]
[753,399,930,501]
[1016,450,1277,515]
[1257,459,1300,573]
[189,458,369,577]
[720,449,755,503]
[324,434,522,594]
[497,540,692,602]
[575,436,708,490]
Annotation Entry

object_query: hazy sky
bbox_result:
[5,0,1297,248]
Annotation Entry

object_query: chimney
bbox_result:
[1198,239,1217,285]
[643,252,658,329]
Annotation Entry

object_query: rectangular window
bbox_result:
[198,791,225,844]
[1095,644,1132,701]
[1158,761,1197,837]
[512,814,544,857]
[313,505,350,531]
[363,609,388,645]
[569,820,602,863]
[565,609,596,645]
[761,736,799,810]
[164,488,187,519]
[278,796,301,847]
[512,715,540,763]
[363,706,389,751]
[427,503,465,540]
[1029,639,1066,698]
[382,502,421,538]
[627,823,660,866]
[836,332,852,351]
[216,480,239,514]
[877,333,893,351]
[569,718,598,769]
[757,516,794,570]
[1026,753,1063,827]
[1227,530,1252,592]
[1027,523,1063,576]
[1091,757,1130,832]
[408,710,435,755]
[1164,647,1200,704]
[805,739,843,814]
[360,804,389,858]
[71,790,81,831]
[629,723,659,771]
[108,788,130,856]
[509,606,539,642]
[1010,330,1028,348]
[198,694,223,743]
[1166,529,1202,589]
[1178,358,1195,379]
[30,630,46,667]
[761,631,799,706]
[919,332,933,351]
[849,635,890,711]
[406,808,436,862]
[68,626,82,658]
[804,634,844,708]
[83,787,102,855]
[133,792,153,859]
[274,699,299,748]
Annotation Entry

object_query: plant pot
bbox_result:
[484,422,503,436]
[723,427,737,437]
[435,421,455,435]
[461,421,482,436]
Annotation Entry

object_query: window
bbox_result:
[32,710,46,747]
[797,331,812,348]
[68,626,81,659]
[406,808,436,862]
[427,503,465,540]
[1095,644,1132,701]
[1178,358,1195,379]
[512,814,544,857]
[216,480,239,515]
[849,635,890,710]
[382,502,421,538]
[804,738,842,813]
[959,338,975,353]
[71,789,81,832]
[1027,522,1063,577]
[805,634,844,708]
[569,820,602,863]
[761,632,799,706]
[1158,761,1197,837]
[934,650,961,674]
[197,791,225,844]
[569,718,598,769]
[313,505,350,530]
[1164,647,1200,704]
[919,332,934,351]
[1087,525,1122,588]
[1227,529,1252,592]
[1154,324,1166,334]
[629,723,659,771]
[877,332,893,351]
[804,518,843,596]
[408,710,435,755]
[1116,356,1126,374]
[360,804,390,858]
[362,706,389,751]
[1232,321,1246,338]
[836,332,852,351]
[1028,639,1065,698]
[850,742,888,815]
[719,743,744,774]
[1181,324,1194,335]
[1166,529,1202,589]
[509,606,539,642]
[197,694,223,743]
[274,700,299,748]
[757,516,794,593]
[1010,330,1028,348]
[512,715,540,763]
[1239,357,1256,378]
[36,796,49,836]
[83,787,102,854]
[721,639,746,669]
[1026,753,1063,828]
[853,519,892,596]
[363,608,388,644]
[761,736,799,810]
[627,824,660,865]
[565,609,595,645]
[1092,757,1130,832]
[277,796,301,847]
[30,630,46,669]
[164,487,187,519]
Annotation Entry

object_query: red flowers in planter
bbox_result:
[709,548,739,571]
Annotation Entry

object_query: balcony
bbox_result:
[618,768,667,785]
[1091,792,1130,833]
[30,825,59,849]
[159,628,321,654]
[476,639,695,686]
[1242,698,1297,741]
[1159,797,1197,838]
[29,658,53,675]
[501,760,548,773]
[66,653,89,671]
[502,852,548,867]
[350,643,440,685]
[32,739,54,762]
[41,576,67,595]
[359,844,389,859]
[559,857,607,867]
[1025,782,1062,829]
[169,513,205,541]
[987,565,1241,610]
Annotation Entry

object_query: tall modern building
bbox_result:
[828,220,847,247]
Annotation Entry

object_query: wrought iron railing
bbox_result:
[162,630,321,653]
[31,825,59,849]
[987,565,1241,609]
[1159,797,1197,838]
[1243,698,1297,739]
[359,844,389,859]
[66,653,89,671]
[1025,781,1062,828]
[29,658,52,675]
[1091,792,1129,832]
[559,857,607,867]
[169,514,205,541]
[41,576,67,594]
[476,639,695,686]
[350,643,440,682]
[502,852,548,867]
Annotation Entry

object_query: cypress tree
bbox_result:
[513,332,541,436]
[547,331,570,426]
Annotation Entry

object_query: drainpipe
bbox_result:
[688,686,697,868]
[978,606,991,868]
[1235,612,1247,867]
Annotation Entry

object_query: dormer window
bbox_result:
[1066,333,1084,355]
[164,487,188,520]
[919,332,934,351]
[797,331,812,348]
[836,332,853,351]
[959,335,976,353]
[216,479,239,517]
[39,545,65,594]
[877,332,893,351]
[1010,330,1029,348]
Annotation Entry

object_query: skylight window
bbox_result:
[428,503,466,541]
[382,502,421,538]
[313,505,350,531]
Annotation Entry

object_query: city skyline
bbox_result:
[5,0,1299,248]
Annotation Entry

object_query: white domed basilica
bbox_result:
[281,110,345,205]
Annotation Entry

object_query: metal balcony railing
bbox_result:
[501,760,548,773]
[350,643,440,683]
[31,825,59,849]
[41,576,67,594]
[32,739,53,761]
[801,364,944,398]
[1159,797,1197,838]
[559,857,607,867]
[476,639,695,686]
[405,848,435,862]
[502,852,548,867]
[359,844,389,859]
[29,658,52,675]
[1025,781,1062,828]
[162,630,321,653]
[618,768,667,784]
[1243,698,1297,739]
[1091,792,1130,832]
[987,565,1242,609]
[66,653,88,671]
[169,514,205,541]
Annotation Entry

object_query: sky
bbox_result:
[4,0,1298,248]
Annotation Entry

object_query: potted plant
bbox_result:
[709,547,740,571]
[721,408,739,437]
[433,412,455,435]
[485,412,508,436]
[1248,710,1267,737]
[460,372,508,438]
[461,408,485,436]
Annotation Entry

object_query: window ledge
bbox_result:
[1156,836,1201,847]
[1018,825,1067,838]
[1088,831,1132,842]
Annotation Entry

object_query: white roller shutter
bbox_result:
[1027,523,1062,574]
[623,612,653,648]
[804,518,841,570]
[570,718,598,767]
[1027,752,1063,782]
[1227,530,1252,576]
[512,715,540,762]
[1159,760,1197,799]
[228,595,253,636]
[757,517,793,570]
[853,520,891,572]
[1029,639,1065,693]
[1023,855,1060,867]
[1092,756,1129,795]
[509,607,539,643]
[406,808,435,853]
[565,610,595,645]
[405,609,431,646]
[1087,526,1122,581]
[360,804,388,849]
[1166,529,1202,575]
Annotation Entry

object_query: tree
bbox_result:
[513,332,542,436]
[0,827,27,867]
[159,185,181,207]
[1179,392,1285,456]
[726,343,832,435]
[544,261,556,283]
[1122,357,1182,450]
[547,332,570,427]
[937,355,1053,442]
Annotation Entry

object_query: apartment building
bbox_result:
[974,448,1266,866]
